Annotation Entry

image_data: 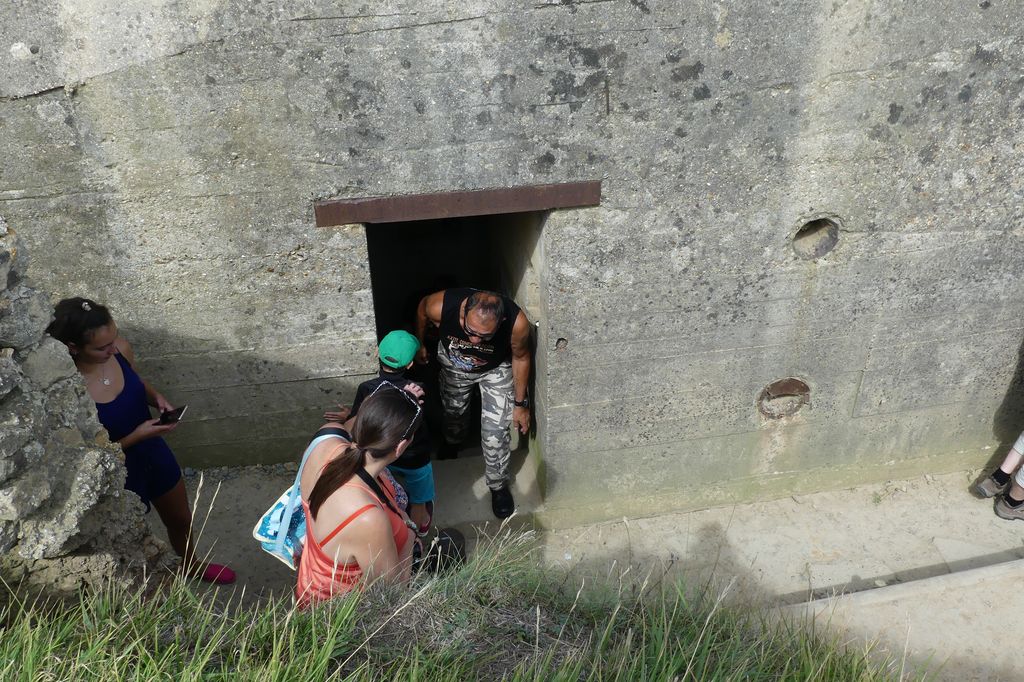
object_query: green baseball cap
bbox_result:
[378,330,420,369]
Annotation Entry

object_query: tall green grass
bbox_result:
[0,531,918,681]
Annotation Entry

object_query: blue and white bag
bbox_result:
[252,434,343,570]
[252,430,411,570]
[252,486,307,569]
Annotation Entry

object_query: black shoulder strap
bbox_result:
[314,426,351,440]
[354,469,418,532]
[355,469,402,517]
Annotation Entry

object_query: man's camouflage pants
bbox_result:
[436,345,513,491]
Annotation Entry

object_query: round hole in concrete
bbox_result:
[792,217,839,260]
[555,338,568,351]
[28,45,40,55]
[757,377,810,419]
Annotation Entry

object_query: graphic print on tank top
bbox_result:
[438,288,520,373]
[446,337,498,371]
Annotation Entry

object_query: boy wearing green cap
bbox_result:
[327,330,435,534]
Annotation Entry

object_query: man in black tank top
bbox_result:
[416,288,532,519]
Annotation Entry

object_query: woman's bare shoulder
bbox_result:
[331,502,390,545]
[299,439,345,495]
[313,490,387,542]
[114,336,135,363]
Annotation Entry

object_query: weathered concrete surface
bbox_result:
[546,468,1024,681]
[786,559,1024,681]
[3,1,1024,521]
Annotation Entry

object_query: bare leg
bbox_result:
[151,477,234,583]
[999,448,1024,475]
[408,502,430,530]
[151,478,197,567]
[1009,481,1024,501]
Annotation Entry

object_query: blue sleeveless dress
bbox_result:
[95,353,182,511]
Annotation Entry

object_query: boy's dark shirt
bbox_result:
[350,368,432,469]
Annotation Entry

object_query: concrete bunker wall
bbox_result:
[2,1,1023,525]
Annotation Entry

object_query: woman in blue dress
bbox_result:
[47,298,235,584]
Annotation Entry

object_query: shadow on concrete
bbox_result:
[675,521,781,608]
[121,321,371,468]
[547,519,780,612]
[990,333,1024,465]
[430,447,540,533]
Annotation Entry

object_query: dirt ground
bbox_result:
[148,464,301,604]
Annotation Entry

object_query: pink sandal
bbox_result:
[416,501,434,537]
[200,563,236,585]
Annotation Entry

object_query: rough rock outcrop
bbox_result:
[0,215,167,594]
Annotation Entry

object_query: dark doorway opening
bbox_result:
[364,212,544,458]
[366,216,502,339]
[318,181,598,519]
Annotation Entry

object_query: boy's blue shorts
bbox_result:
[387,462,435,504]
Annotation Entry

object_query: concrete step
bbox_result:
[427,446,544,535]
[783,558,1024,681]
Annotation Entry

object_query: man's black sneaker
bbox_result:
[437,441,459,460]
[490,485,515,519]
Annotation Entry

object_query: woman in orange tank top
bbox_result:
[296,385,422,609]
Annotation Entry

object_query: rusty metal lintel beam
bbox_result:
[314,180,601,227]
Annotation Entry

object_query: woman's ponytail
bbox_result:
[306,387,420,520]
[308,442,364,519]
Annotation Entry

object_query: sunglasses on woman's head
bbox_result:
[366,380,422,440]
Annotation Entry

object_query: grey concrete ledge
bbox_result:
[788,557,1024,613]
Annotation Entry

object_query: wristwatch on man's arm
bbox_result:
[513,396,530,408]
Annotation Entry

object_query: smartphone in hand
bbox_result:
[158,405,188,425]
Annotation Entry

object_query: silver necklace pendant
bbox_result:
[101,377,111,386]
